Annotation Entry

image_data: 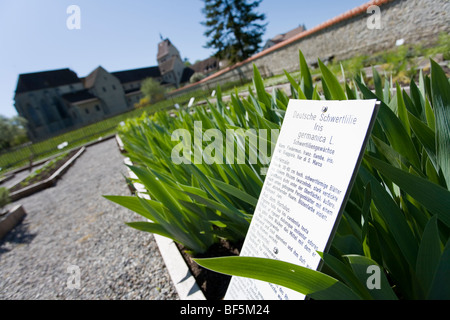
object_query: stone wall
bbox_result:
[170,0,450,98]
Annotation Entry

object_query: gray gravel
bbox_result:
[0,137,179,300]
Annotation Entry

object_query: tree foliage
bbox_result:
[140,77,166,103]
[0,115,29,152]
[202,0,267,63]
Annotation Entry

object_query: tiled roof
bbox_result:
[157,39,172,60]
[83,66,104,89]
[112,66,161,84]
[172,0,394,93]
[15,68,81,94]
[248,0,394,61]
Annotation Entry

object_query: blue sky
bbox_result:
[0,0,366,118]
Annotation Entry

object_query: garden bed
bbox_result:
[112,54,450,300]
[175,239,243,300]
[118,142,243,300]
[8,147,85,201]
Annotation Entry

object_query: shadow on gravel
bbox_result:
[0,221,36,255]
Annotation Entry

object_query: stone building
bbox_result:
[14,69,84,141]
[14,39,195,141]
[14,64,167,141]
[262,25,306,51]
[82,66,128,116]
[61,89,102,125]
[112,66,162,107]
[190,57,221,77]
[157,38,193,87]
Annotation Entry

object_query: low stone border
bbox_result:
[153,234,206,300]
[0,173,15,185]
[123,156,206,300]
[115,134,126,154]
[0,204,26,240]
[9,147,86,202]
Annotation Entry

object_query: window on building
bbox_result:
[112,85,116,90]
[95,105,100,111]
[102,87,107,92]
[85,108,90,114]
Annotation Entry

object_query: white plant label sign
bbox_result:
[225,99,379,300]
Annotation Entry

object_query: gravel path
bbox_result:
[0,138,179,300]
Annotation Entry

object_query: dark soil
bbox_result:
[9,148,80,193]
[176,239,243,300]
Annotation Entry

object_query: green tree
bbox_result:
[140,77,166,103]
[202,0,267,63]
[183,57,192,67]
[0,115,29,152]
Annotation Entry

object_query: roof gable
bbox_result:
[83,66,105,89]
[83,66,122,89]
[157,38,180,60]
[157,39,171,59]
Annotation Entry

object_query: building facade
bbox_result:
[112,66,162,107]
[157,38,193,87]
[83,66,129,116]
[14,39,195,141]
[14,69,84,141]
[61,89,102,125]
[14,66,162,141]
